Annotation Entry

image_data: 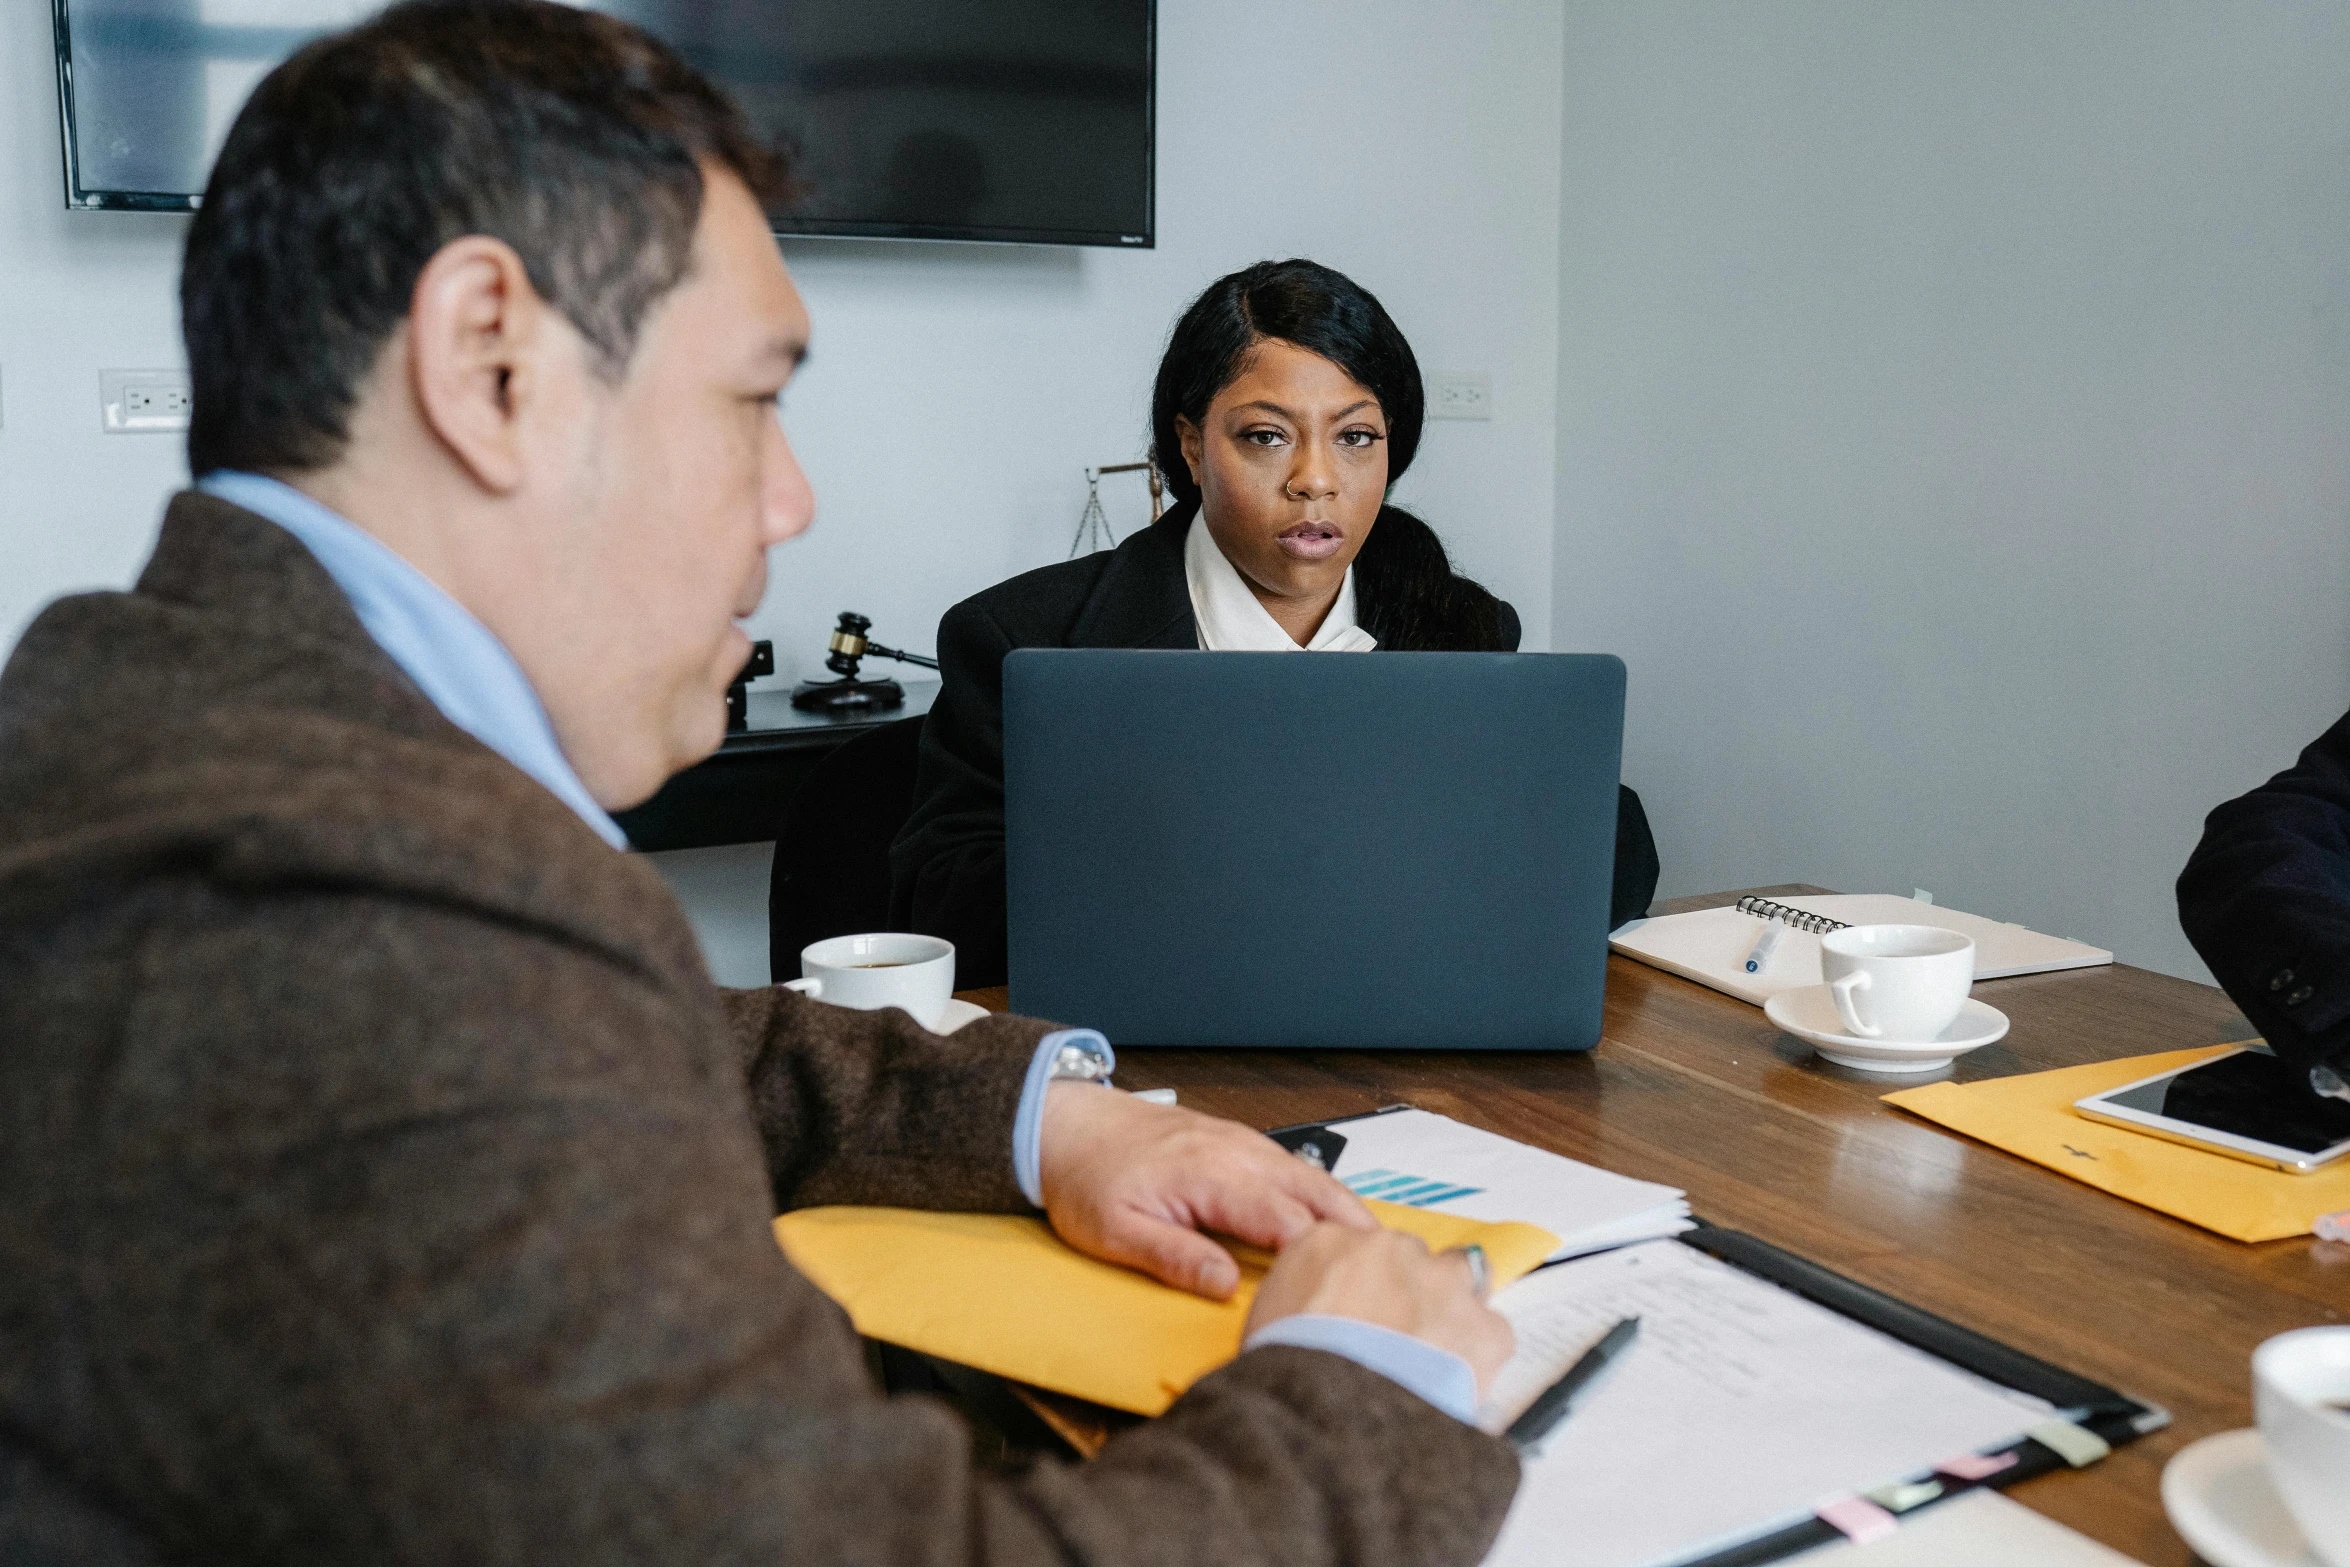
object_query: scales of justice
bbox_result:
[1067,460,1164,557]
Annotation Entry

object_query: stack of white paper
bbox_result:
[1312,1107,1692,1261]
[1476,1241,2056,1567]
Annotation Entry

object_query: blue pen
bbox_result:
[1744,922,1785,974]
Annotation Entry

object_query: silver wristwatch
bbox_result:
[1046,1036,1114,1086]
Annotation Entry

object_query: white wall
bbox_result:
[1,1,1569,987]
[0,4,192,651]
[1556,0,2350,982]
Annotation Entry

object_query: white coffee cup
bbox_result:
[2255,1326,2350,1565]
[1819,924,1975,1042]
[785,933,956,1031]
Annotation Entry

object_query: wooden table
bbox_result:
[962,886,2350,1565]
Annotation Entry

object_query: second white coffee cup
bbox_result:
[786,932,956,1031]
[1819,924,1975,1042]
[2255,1326,2350,1566]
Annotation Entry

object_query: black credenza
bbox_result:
[615,682,938,853]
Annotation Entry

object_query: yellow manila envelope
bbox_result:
[774,1200,1558,1416]
[1884,1045,2350,1243]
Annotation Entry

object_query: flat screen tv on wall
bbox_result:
[52,0,1155,247]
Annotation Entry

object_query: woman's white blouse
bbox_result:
[1182,515,1379,653]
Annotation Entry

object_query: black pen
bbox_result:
[1504,1315,1641,1453]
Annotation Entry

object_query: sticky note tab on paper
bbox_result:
[775,1200,1558,1416]
[1935,1450,2018,1482]
[2026,1419,2112,1467]
[1816,1495,1900,1545]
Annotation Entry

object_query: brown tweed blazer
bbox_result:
[0,493,1518,1566]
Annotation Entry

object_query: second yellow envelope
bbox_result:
[1884,1044,2350,1242]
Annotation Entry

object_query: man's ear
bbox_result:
[406,235,547,495]
[1174,414,1205,488]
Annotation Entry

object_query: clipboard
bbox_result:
[1266,1114,2166,1567]
[1658,1222,2164,1566]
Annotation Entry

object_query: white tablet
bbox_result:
[2074,1046,2350,1175]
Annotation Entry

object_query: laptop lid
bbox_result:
[1003,650,1625,1049]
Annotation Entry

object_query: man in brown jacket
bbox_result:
[0,4,1522,1563]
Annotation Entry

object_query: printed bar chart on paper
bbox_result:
[1339,1169,1488,1208]
[1284,1107,1691,1260]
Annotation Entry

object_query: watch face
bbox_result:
[1053,1043,1110,1081]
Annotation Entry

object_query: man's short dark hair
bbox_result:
[181,0,788,477]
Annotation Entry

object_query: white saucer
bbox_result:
[1762,984,2010,1073]
[2163,1428,2328,1567]
[934,998,991,1035]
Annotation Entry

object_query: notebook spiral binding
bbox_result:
[1734,895,1851,936]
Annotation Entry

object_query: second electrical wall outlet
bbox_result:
[1430,372,1492,420]
[101,370,193,434]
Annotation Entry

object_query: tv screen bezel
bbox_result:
[49,0,1157,249]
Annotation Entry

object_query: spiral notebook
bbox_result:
[1608,894,2110,1008]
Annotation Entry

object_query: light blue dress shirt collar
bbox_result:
[197,470,627,849]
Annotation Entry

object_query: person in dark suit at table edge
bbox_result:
[892,259,1662,988]
[2178,707,2350,1104]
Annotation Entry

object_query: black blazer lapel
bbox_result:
[1067,507,1197,650]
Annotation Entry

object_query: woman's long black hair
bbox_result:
[1148,259,1508,652]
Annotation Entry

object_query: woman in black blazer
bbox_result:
[891,259,1659,987]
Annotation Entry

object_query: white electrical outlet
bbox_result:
[1430,372,1492,420]
[100,369,192,434]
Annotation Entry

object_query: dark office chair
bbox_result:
[769,714,927,982]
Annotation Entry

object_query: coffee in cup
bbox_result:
[2255,1326,2350,1564]
[1819,924,1974,1042]
[785,933,956,1031]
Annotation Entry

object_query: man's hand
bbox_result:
[1246,1223,1516,1397]
[1039,1083,1374,1299]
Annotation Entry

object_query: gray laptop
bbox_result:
[1002,650,1626,1049]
